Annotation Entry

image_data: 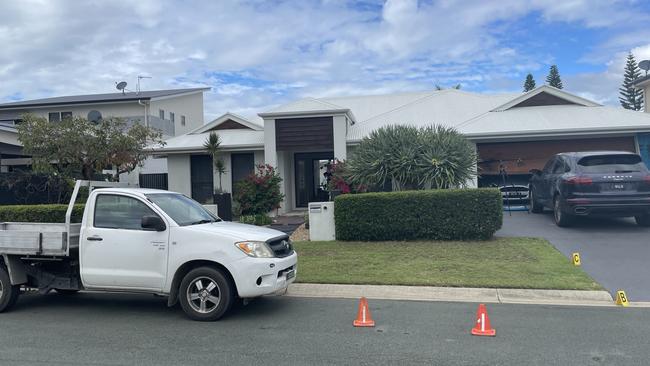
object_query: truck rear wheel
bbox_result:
[0,265,20,313]
[179,267,234,321]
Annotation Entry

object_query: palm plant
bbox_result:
[203,132,227,193]
[347,125,476,191]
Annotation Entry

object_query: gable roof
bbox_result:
[491,85,600,112]
[0,87,210,109]
[191,112,263,134]
[258,97,356,122]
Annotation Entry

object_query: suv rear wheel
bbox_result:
[553,195,574,227]
[529,187,543,213]
[0,265,20,313]
[635,214,650,227]
[179,266,234,321]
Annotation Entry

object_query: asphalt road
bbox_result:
[497,211,650,302]
[1,292,648,365]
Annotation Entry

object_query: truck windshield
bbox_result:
[145,193,220,226]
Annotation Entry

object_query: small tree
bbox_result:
[546,65,563,89]
[619,52,644,111]
[203,132,227,192]
[347,125,476,191]
[523,73,536,92]
[17,114,164,181]
[234,164,284,215]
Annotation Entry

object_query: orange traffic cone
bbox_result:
[353,297,375,327]
[471,304,496,336]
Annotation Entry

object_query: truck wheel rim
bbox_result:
[187,276,220,314]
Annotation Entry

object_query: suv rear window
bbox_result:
[577,154,646,173]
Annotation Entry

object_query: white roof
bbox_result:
[458,104,650,139]
[0,124,20,146]
[345,89,516,141]
[152,128,264,154]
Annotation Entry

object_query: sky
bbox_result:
[1,0,650,122]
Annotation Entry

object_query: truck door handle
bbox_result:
[87,236,103,241]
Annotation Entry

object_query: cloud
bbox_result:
[0,0,649,121]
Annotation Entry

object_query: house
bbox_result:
[633,75,650,163]
[152,85,650,213]
[0,87,209,183]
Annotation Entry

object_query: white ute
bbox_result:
[0,181,297,321]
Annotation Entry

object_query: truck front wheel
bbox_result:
[179,267,234,321]
[0,265,20,313]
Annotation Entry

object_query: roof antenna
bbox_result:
[137,75,152,94]
[115,81,128,95]
[639,60,650,76]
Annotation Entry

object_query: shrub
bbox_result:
[335,189,502,241]
[234,164,284,215]
[239,214,272,226]
[0,204,85,223]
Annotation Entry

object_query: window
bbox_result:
[578,154,646,174]
[48,112,73,122]
[146,193,218,226]
[181,115,186,126]
[170,112,175,123]
[542,157,556,174]
[552,158,569,174]
[159,109,165,119]
[48,112,61,123]
[94,194,159,230]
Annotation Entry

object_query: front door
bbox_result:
[80,194,169,291]
[294,152,334,207]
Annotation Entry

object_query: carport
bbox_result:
[476,136,638,187]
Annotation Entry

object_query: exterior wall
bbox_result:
[333,115,347,160]
[263,118,277,167]
[644,85,649,113]
[150,92,205,136]
[167,154,192,196]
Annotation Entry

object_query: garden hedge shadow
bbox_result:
[334,189,502,241]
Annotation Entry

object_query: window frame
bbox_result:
[181,115,186,126]
[170,112,175,123]
[48,112,61,123]
[93,193,164,231]
[159,109,165,120]
[60,111,73,120]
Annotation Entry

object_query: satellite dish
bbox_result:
[639,60,650,76]
[116,81,128,94]
[88,110,103,124]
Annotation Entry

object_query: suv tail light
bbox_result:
[564,176,593,185]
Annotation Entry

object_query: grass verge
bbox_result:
[293,237,602,290]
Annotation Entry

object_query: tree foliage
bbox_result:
[619,52,644,111]
[17,114,165,180]
[203,131,227,192]
[523,73,536,92]
[546,65,563,89]
[346,125,477,191]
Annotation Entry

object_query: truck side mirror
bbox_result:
[141,215,166,231]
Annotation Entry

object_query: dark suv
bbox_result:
[529,151,650,227]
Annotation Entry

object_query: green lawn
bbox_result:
[293,238,602,290]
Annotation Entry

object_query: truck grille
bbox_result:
[267,237,294,258]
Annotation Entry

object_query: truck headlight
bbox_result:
[235,241,275,258]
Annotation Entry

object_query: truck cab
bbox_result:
[0,182,297,321]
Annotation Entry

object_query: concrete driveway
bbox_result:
[497,211,650,302]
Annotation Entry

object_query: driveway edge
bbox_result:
[287,283,621,307]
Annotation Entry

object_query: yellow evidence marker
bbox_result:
[615,290,629,307]
[572,252,581,266]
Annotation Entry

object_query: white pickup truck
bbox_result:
[0,181,297,321]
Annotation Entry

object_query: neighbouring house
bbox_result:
[152,85,650,213]
[0,87,209,185]
[633,75,650,163]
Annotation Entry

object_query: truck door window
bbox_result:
[94,194,159,230]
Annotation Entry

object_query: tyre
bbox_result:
[0,265,20,313]
[179,267,234,321]
[529,187,543,213]
[635,214,650,227]
[54,289,80,295]
[553,195,574,227]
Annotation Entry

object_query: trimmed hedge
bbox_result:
[0,204,85,223]
[334,189,503,241]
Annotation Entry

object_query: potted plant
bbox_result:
[204,132,232,221]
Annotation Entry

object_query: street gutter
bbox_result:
[285,283,646,308]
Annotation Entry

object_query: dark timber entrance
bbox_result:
[190,154,213,204]
[294,152,334,208]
